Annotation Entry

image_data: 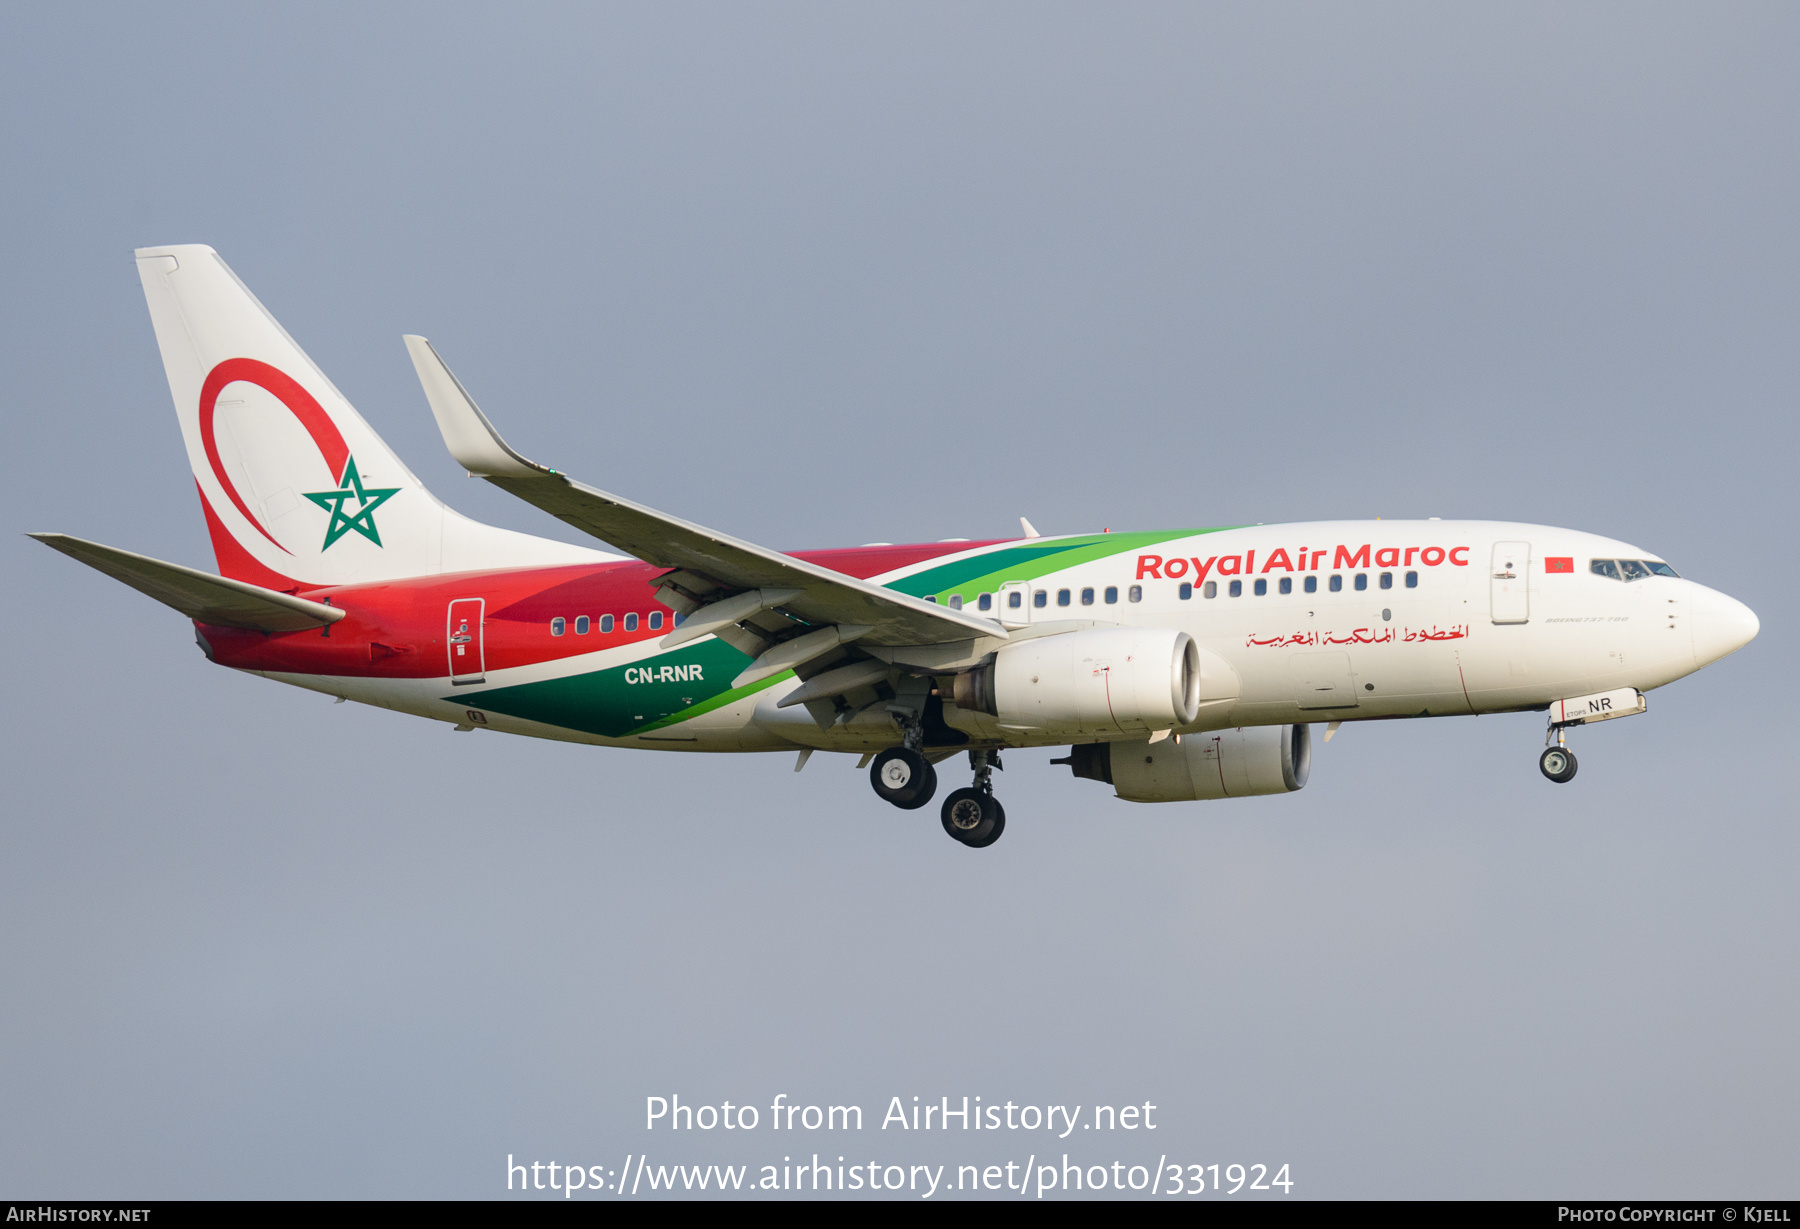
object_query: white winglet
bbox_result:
[1020,517,1041,538]
[404,335,548,479]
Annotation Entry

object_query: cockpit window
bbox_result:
[1592,558,1678,581]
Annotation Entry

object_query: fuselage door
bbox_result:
[1490,542,1531,624]
[448,598,486,685]
[998,581,1032,629]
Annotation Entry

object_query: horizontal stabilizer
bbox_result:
[30,533,345,633]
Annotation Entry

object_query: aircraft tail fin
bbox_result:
[134,245,606,588]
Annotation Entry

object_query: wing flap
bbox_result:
[31,533,344,633]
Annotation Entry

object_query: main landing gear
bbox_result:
[869,746,936,809]
[940,750,1005,848]
[868,745,1008,847]
[869,706,939,809]
[1540,724,1578,783]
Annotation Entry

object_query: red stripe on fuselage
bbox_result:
[198,539,1014,678]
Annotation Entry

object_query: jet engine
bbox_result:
[953,627,1203,736]
[1058,724,1312,802]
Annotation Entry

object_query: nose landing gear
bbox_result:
[1539,745,1578,783]
[940,749,1006,848]
[1540,723,1578,783]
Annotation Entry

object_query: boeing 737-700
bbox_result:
[33,246,1760,847]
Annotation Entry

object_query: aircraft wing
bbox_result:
[406,336,1006,684]
[30,533,345,633]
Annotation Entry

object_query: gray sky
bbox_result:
[2,2,1794,1199]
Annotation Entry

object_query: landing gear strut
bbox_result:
[1540,724,1578,783]
[941,749,1006,848]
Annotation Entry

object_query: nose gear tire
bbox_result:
[1539,746,1578,783]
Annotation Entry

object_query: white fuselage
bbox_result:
[262,519,1757,753]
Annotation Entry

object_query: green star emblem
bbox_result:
[303,456,400,550]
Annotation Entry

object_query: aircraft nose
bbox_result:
[1690,584,1759,665]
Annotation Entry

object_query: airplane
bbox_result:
[33,246,1760,848]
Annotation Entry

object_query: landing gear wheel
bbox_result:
[1539,746,1578,783]
[963,798,1006,849]
[871,746,937,809]
[940,788,1005,846]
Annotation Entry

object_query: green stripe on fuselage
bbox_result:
[455,637,762,739]
[887,529,1232,603]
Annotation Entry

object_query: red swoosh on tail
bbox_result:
[198,358,350,554]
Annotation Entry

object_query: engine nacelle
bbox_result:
[955,627,1203,736]
[1060,724,1312,802]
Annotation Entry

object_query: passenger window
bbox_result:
[1304,576,1318,594]
[1279,577,1292,595]
[1179,582,1193,600]
[949,595,964,610]
[1008,591,1022,609]
[1081,588,1095,605]
[600,614,614,633]
[925,595,938,603]
[551,617,566,636]
[1253,578,1267,596]
[648,611,663,631]
[1354,573,1368,591]
[1329,575,1343,592]
[1229,580,1243,597]
[575,615,589,634]
[1405,571,1418,588]
[1033,590,1047,608]
[1619,559,1650,582]
[1057,589,1071,607]
[1104,586,1118,604]
[1591,559,1621,581]
[1646,561,1679,578]
[1379,572,1392,589]
[624,613,639,632]
[977,593,993,611]
[1203,581,1217,599]
[1128,584,1142,603]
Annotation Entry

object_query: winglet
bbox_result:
[1019,516,1041,539]
[403,335,552,479]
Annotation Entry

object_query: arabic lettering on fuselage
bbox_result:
[1245,625,1469,648]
